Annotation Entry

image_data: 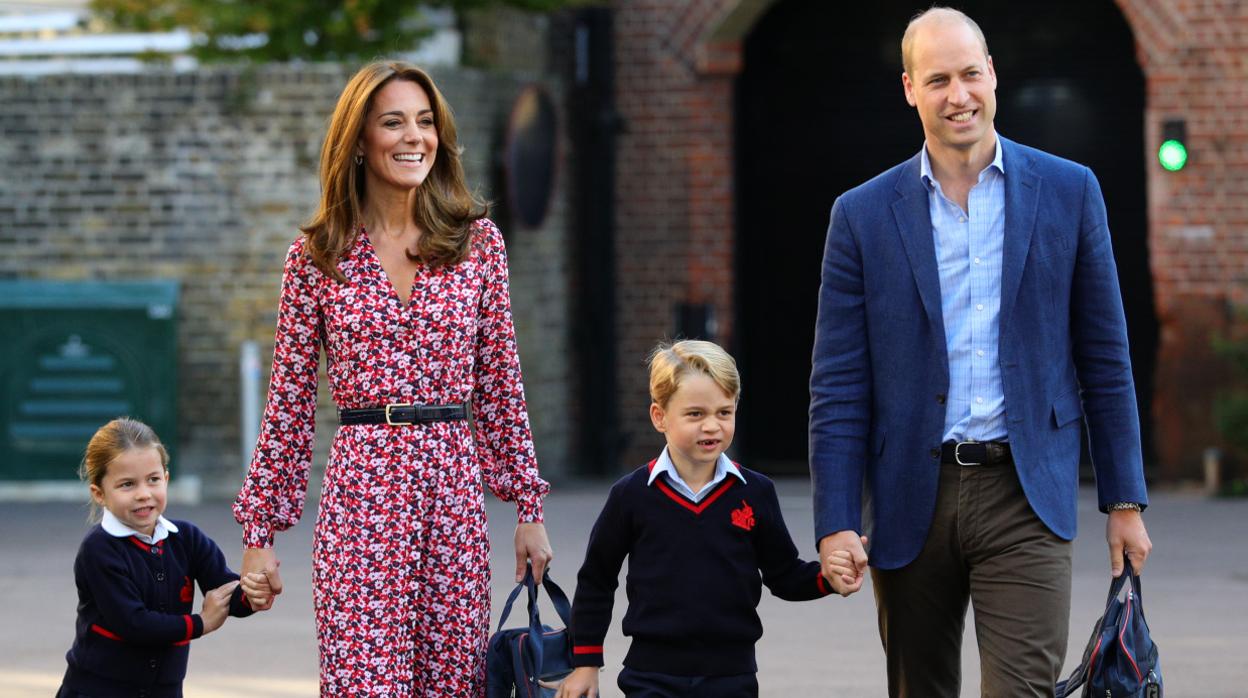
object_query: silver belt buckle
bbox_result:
[954,440,981,466]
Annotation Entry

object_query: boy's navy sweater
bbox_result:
[569,461,832,676]
[60,519,253,698]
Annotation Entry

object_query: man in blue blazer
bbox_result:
[809,7,1154,696]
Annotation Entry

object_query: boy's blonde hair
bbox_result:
[648,340,741,408]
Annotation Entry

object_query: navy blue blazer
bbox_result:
[809,136,1148,570]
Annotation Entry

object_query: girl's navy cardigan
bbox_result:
[59,519,253,698]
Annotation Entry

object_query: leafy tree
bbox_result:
[90,0,579,62]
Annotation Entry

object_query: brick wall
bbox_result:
[613,0,740,468]
[1116,0,1248,477]
[0,64,575,497]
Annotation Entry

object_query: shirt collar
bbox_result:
[919,137,1005,191]
[647,447,746,488]
[101,509,178,544]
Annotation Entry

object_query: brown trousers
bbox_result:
[871,463,1072,697]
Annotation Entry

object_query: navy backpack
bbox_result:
[1057,560,1162,697]
[486,564,574,698]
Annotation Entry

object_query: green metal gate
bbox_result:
[0,280,179,480]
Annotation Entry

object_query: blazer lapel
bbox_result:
[999,137,1041,328]
[891,155,943,330]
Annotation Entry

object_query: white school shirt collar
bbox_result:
[101,509,178,545]
[647,447,746,502]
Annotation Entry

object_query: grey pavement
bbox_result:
[2,480,1246,697]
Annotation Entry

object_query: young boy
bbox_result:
[556,340,862,698]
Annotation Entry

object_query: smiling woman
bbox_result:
[232,61,554,698]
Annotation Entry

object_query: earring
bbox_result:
[354,153,363,166]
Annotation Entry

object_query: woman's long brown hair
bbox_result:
[301,61,486,280]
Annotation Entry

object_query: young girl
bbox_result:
[57,417,253,698]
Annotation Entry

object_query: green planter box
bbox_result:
[0,280,179,481]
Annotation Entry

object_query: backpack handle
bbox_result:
[495,563,573,687]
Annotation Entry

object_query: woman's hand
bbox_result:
[241,547,283,611]
[514,522,554,583]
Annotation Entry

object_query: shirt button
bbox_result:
[976,397,984,404]
[976,304,984,311]
[959,216,966,223]
[977,350,985,357]
[974,257,981,264]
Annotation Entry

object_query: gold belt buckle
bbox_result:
[384,403,414,426]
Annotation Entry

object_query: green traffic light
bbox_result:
[1159,139,1187,171]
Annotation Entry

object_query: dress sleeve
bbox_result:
[470,219,550,523]
[232,237,322,547]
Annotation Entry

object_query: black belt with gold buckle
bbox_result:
[339,403,468,426]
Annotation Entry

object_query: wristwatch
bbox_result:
[1107,502,1142,512]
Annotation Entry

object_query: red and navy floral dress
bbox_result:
[233,218,549,696]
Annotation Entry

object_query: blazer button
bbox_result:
[149,659,158,669]
[156,572,165,581]
[936,393,946,405]
[929,448,940,459]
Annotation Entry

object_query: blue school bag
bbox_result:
[1057,559,1162,697]
[486,564,574,698]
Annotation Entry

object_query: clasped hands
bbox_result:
[819,530,870,597]
[240,547,284,611]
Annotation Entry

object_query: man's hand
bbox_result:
[819,530,869,596]
[241,547,284,611]
[515,522,554,583]
[1106,509,1152,577]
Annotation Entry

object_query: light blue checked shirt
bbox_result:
[920,140,1008,443]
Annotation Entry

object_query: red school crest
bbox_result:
[180,576,194,603]
[731,500,755,531]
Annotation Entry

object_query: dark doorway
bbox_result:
[734,1,1155,475]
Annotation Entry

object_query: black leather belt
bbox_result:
[941,440,1012,466]
[339,403,468,426]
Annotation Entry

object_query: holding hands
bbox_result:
[200,580,240,635]
[819,531,869,597]
[240,547,284,611]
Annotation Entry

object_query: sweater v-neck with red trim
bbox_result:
[647,458,740,514]
[569,460,833,677]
